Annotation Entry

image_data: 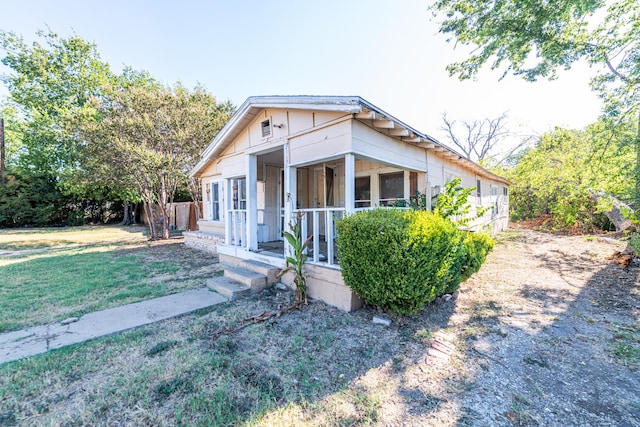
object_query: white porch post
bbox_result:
[224,178,231,245]
[246,154,258,251]
[403,171,411,204]
[345,153,355,215]
[283,142,296,256]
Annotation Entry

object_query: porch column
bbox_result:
[345,153,355,215]
[224,178,231,245]
[246,154,258,251]
[283,142,296,254]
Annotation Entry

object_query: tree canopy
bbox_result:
[505,118,636,231]
[81,83,234,238]
[432,0,640,209]
[0,29,233,233]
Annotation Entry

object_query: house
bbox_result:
[186,96,510,311]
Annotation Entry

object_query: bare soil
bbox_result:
[449,226,640,426]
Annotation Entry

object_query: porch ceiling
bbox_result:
[258,150,284,167]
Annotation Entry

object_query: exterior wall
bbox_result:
[183,230,224,254]
[352,121,426,172]
[425,154,510,233]
[259,165,280,242]
[280,265,364,312]
[289,119,352,165]
[197,108,354,234]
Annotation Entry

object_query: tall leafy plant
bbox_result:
[278,212,312,304]
[433,177,487,225]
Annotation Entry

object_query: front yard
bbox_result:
[0,225,638,426]
[0,226,220,332]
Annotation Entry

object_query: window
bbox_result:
[503,186,508,197]
[476,179,482,197]
[261,119,271,138]
[379,172,404,206]
[211,183,220,221]
[490,184,498,218]
[232,178,246,210]
[355,176,371,208]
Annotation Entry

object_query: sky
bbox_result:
[0,0,604,153]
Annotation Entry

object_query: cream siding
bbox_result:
[351,121,426,172]
[289,120,352,165]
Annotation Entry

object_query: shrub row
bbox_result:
[336,209,493,315]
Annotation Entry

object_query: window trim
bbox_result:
[209,181,224,222]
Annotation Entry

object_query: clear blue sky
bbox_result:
[0,0,603,152]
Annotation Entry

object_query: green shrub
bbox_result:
[336,209,493,315]
[460,232,494,282]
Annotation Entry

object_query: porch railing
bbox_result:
[293,208,346,267]
[226,209,247,247]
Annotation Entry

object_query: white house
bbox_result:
[187,96,509,311]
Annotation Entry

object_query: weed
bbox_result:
[145,340,178,357]
[523,357,549,368]
[0,410,16,426]
[611,344,640,365]
[176,386,251,426]
[514,394,531,406]
[413,328,433,344]
[155,377,194,399]
[610,324,640,365]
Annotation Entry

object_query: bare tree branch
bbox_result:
[440,112,510,161]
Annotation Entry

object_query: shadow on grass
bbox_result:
[0,240,219,333]
[4,229,638,425]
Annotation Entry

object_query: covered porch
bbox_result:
[219,146,425,270]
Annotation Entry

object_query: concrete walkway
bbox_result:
[0,287,227,365]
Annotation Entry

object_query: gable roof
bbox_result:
[190,95,510,185]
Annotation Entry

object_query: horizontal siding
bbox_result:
[351,121,425,171]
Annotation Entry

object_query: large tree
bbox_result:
[0,29,113,181]
[0,29,125,224]
[431,0,640,203]
[81,84,233,239]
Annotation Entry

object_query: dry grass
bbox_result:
[0,225,148,251]
[0,227,220,332]
[0,226,638,426]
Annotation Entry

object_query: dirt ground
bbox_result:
[443,226,640,426]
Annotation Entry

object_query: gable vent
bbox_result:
[261,119,271,138]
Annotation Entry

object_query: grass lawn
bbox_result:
[1,227,638,426]
[0,294,422,427]
[0,225,148,251]
[0,226,220,332]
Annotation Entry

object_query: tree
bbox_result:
[81,84,233,239]
[0,29,113,180]
[440,112,509,161]
[431,0,640,203]
[0,29,121,224]
[505,118,636,231]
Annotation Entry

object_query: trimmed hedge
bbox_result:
[336,209,493,315]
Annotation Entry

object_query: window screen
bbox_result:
[379,172,404,206]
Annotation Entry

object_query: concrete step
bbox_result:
[223,267,267,292]
[219,254,282,284]
[206,276,251,301]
